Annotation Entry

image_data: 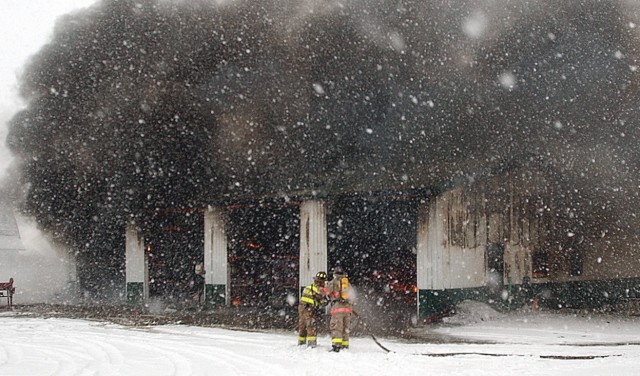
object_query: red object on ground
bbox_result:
[0,278,15,309]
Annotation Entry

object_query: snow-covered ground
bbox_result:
[2,305,640,376]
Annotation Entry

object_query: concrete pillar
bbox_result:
[125,223,148,304]
[204,206,228,307]
[299,200,327,292]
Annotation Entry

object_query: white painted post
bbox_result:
[125,223,148,303]
[299,200,327,292]
[204,206,228,306]
[416,199,430,319]
[416,199,430,291]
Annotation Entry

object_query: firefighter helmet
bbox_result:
[314,271,327,281]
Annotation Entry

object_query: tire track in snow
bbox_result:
[137,327,292,375]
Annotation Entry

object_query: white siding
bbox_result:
[418,189,486,290]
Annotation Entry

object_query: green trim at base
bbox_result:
[419,277,640,320]
[205,284,226,307]
[530,277,640,309]
[126,282,144,304]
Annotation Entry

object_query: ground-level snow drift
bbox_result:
[1,310,640,376]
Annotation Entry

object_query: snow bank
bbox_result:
[441,300,504,325]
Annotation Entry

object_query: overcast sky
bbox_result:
[0,0,98,175]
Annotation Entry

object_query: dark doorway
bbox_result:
[532,248,550,278]
[143,209,204,304]
[227,203,300,311]
[327,194,417,332]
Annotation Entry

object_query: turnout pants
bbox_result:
[298,304,319,346]
[330,311,351,349]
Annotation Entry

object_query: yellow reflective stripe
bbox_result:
[298,336,306,341]
[301,296,315,304]
[301,284,319,306]
[341,340,349,346]
[305,285,319,294]
[306,336,317,341]
[331,338,343,344]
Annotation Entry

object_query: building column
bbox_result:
[299,200,327,293]
[64,249,79,301]
[416,199,430,320]
[204,206,228,307]
[125,223,148,304]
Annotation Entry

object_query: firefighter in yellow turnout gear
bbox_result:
[298,271,329,348]
[327,266,353,352]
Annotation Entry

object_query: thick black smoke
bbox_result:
[5,0,640,292]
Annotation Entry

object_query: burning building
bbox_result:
[5,0,640,320]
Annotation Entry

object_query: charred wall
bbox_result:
[424,167,640,291]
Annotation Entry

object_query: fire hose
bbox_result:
[351,311,394,353]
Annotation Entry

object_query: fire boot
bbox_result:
[331,345,341,352]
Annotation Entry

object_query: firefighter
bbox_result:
[327,266,352,352]
[298,271,329,348]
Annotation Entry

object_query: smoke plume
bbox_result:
[5,0,640,292]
